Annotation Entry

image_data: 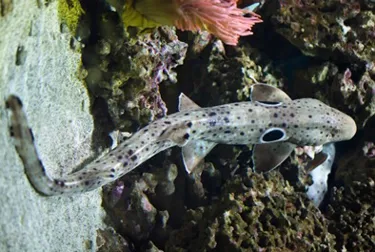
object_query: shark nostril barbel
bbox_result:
[6,84,357,195]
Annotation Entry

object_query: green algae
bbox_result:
[0,0,13,17]
[57,0,85,33]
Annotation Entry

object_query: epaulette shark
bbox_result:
[6,84,356,195]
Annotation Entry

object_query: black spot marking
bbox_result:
[54,180,65,187]
[308,115,312,118]
[131,155,137,161]
[183,133,190,139]
[117,155,123,160]
[248,108,253,112]
[209,121,216,126]
[224,117,229,123]
[290,113,295,117]
[144,129,149,132]
[273,113,278,118]
[192,130,197,134]
[186,121,193,127]
[110,168,115,172]
[85,181,90,186]
[128,149,134,155]
[209,112,217,116]
[240,132,245,136]
[224,130,231,134]
[123,162,129,167]
[164,121,171,124]
[251,120,255,123]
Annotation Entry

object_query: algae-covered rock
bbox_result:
[165,171,335,251]
[177,40,281,109]
[272,0,375,64]
[326,180,375,251]
[81,4,187,131]
[57,0,86,35]
[96,228,134,252]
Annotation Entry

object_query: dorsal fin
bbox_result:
[251,84,292,103]
[178,93,201,111]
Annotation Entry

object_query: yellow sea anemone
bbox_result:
[120,0,262,45]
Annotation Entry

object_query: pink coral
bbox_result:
[174,0,263,45]
[133,0,262,45]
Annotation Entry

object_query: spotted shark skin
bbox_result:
[5,84,357,196]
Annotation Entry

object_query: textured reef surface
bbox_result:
[60,0,375,251]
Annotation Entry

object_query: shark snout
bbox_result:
[338,113,357,141]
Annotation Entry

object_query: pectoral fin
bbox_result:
[182,140,217,173]
[252,142,296,173]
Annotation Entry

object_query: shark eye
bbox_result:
[260,128,287,143]
[255,101,283,107]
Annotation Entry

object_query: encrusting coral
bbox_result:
[114,0,263,45]
[165,171,336,251]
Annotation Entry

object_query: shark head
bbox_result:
[250,84,357,173]
[274,98,357,146]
